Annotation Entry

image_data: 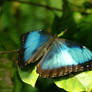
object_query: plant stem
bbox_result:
[7,0,62,12]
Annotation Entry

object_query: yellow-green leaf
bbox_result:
[18,67,39,87]
[55,71,92,92]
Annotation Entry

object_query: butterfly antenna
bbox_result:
[58,29,68,37]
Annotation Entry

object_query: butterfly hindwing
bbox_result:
[18,30,51,68]
[37,39,92,78]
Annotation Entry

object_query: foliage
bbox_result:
[18,66,39,87]
[0,0,92,92]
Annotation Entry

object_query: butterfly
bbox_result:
[18,30,92,78]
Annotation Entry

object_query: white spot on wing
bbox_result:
[62,50,78,65]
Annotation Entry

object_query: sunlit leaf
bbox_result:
[73,12,82,23]
[18,67,39,87]
[55,71,92,92]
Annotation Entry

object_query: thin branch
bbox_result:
[0,49,19,54]
[7,0,62,12]
[7,0,89,13]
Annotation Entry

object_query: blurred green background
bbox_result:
[0,0,92,92]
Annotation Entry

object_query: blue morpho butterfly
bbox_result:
[18,30,92,78]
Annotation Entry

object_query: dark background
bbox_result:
[0,0,92,92]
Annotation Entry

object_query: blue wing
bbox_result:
[37,39,92,77]
[18,30,50,67]
[24,31,50,61]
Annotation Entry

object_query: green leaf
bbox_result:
[55,71,92,92]
[18,67,39,87]
[73,12,82,23]
[19,1,54,33]
[48,0,63,17]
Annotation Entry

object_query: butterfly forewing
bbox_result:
[18,30,52,68]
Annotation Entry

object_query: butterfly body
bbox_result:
[18,30,92,78]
